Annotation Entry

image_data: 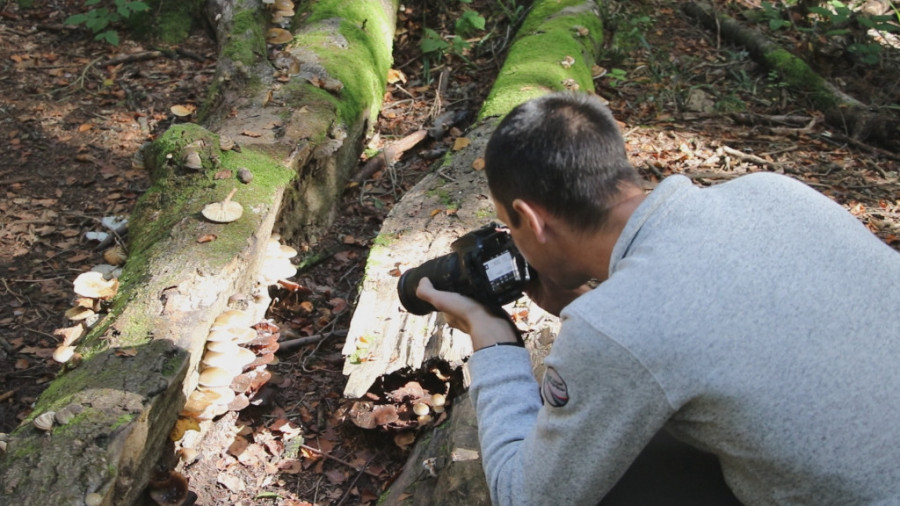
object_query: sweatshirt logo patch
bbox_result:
[541,367,569,407]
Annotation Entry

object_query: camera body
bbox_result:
[397,223,533,315]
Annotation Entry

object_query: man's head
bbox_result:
[484,92,639,232]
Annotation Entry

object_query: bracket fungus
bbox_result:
[201,188,243,223]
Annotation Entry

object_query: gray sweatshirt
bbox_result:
[469,173,900,505]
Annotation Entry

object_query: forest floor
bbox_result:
[1,0,898,504]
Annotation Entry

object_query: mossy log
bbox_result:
[0,1,397,504]
[683,1,899,149]
[340,0,604,502]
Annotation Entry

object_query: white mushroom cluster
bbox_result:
[52,267,122,364]
[181,309,279,421]
[259,234,298,286]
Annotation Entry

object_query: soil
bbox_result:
[1,0,898,505]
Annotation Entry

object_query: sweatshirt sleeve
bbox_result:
[468,318,674,505]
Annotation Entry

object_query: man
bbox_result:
[415,92,900,505]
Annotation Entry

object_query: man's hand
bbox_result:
[525,274,593,317]
[415,278,519,350]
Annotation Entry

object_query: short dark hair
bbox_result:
[484,92,639,231]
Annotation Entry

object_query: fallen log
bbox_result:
[340,0,606,501]
[683,1,899,150]
[0,0,398,503]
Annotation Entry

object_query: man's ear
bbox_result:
[511,199,547,242]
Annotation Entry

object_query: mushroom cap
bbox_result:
[266,27,294,45]
[65,306,96,321]
[183,149,203,170]
[202,347,256,371]
[431,393,446,407]
[206,327,256,344]
[201,200,243,223]
[260,256,297,282]
[33,412,55,431]
[205,340,241,353]
[198,367,235,388]
[52,345,77,364]
[212,309,252,329]
[73,271,119,299]
[412,402,430,416]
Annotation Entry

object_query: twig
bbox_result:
[277,329,348,354]
[300,444,381,478]
[336,456,375,506]
[721,145,783,172]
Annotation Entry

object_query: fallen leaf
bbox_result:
[241,130,262,138]
[472,157,485,170]
[387,68,407,84]
[217,472,246,493]
[324,468,349,484]
[78,123,93,132]
[197,234,217,243]
[115,348,138,357]
[214,170,233,180]
[452,137,471,151]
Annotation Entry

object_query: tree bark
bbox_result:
[0,1,397,503]
[340,0,606,501]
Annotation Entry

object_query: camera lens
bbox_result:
[397,252,462,315]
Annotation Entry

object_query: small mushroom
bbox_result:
[417,414,433,425]
[54,403,84,425]
[394,431,415,449]
[260,256,297,283]
[84,493,103,506]
[201,188,243,223]
[202,347,256,372]
[34,411,56,431]
[183,149,203,170]
[148,470,191,506]
[205,339,241,353]
[273,0,294,10]
[65,306,96,322]
[73,271,119,299]
[431,393,446,413]
[198,367,235,388]
[266,27,294,45]
[219,135,235,151]
[412,402,430,417]
[52,345,77,364]
[210,309,252,330]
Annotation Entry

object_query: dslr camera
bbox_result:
[397,223,534,315]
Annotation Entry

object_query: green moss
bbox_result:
[222,8,268,68]
[288,0,397,128]
[479,0,604,120]
[111,413,135,430]
[763,48,835,108]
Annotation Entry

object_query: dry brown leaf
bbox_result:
[452,137,471,151]
[197,234,217,243]
[77,123,93,132]
[241,130,262,138]
[472,157,485,170]
[387,68,407,84]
